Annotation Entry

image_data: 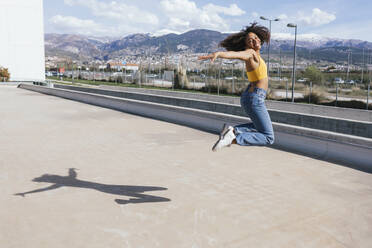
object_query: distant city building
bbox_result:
[0,0,45,81]
[107,62,125,70]
[107,62,139,71]
[124,64,139,71]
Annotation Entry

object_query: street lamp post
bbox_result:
[287,23,297,103]
[260,16,280,78]
[232,63,235,94]
[218,60,222,95]
[361,48,365,84]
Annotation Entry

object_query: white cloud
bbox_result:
[272,32,327,42]
[308,19,372,41]
[50,15,99,34]
[278,14,288,21]
[251,12,259,18]
[297,8,336,26]
[57,0,247,36]
[203,3,245,16]
[159,0,245,33]
[63,0,159,25]
[49,15,145,36]
[169,18,190,28]
[161,0,198,15]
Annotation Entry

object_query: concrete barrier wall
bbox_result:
[19,84,372,172]
[97,85,372,122]
[267,101,372,122]
[54,84,372,138]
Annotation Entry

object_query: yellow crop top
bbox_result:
[246,56,267,82]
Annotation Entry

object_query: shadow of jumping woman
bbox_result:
[14,168,171,204]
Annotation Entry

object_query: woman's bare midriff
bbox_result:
[248,78,268,92]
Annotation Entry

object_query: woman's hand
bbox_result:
[198,52,220,63]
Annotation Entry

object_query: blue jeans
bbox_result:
[234,85,275,146]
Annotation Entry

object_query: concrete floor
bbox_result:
[1,85,372,248]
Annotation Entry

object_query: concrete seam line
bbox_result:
[55,84,239,107]
[273,122,372,143]
[268,108,372,124]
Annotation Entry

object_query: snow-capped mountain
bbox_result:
[45,29,372,62]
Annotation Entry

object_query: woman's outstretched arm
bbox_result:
[198,49,257,63]
[14,184,62,197]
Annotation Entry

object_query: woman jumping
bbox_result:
[198,22,275,151]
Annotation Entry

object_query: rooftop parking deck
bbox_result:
[1,85,372,248]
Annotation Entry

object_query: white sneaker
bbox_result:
[219,123,229,139]
[212,126,236,151]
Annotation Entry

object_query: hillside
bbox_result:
[45,30,372,63]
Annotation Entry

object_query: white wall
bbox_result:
[0,0,45,82]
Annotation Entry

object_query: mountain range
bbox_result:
[45,29,372,64]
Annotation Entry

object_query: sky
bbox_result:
[43,0,372,42]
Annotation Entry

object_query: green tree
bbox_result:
[0,67,10,81]
[303,65,324,84]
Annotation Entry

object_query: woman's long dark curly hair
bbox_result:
[219,22,270,51]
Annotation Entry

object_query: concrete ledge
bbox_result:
[54,84,372,138]
[19,84,372,172]
[98,84,372,122]
[267,100,372,122]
